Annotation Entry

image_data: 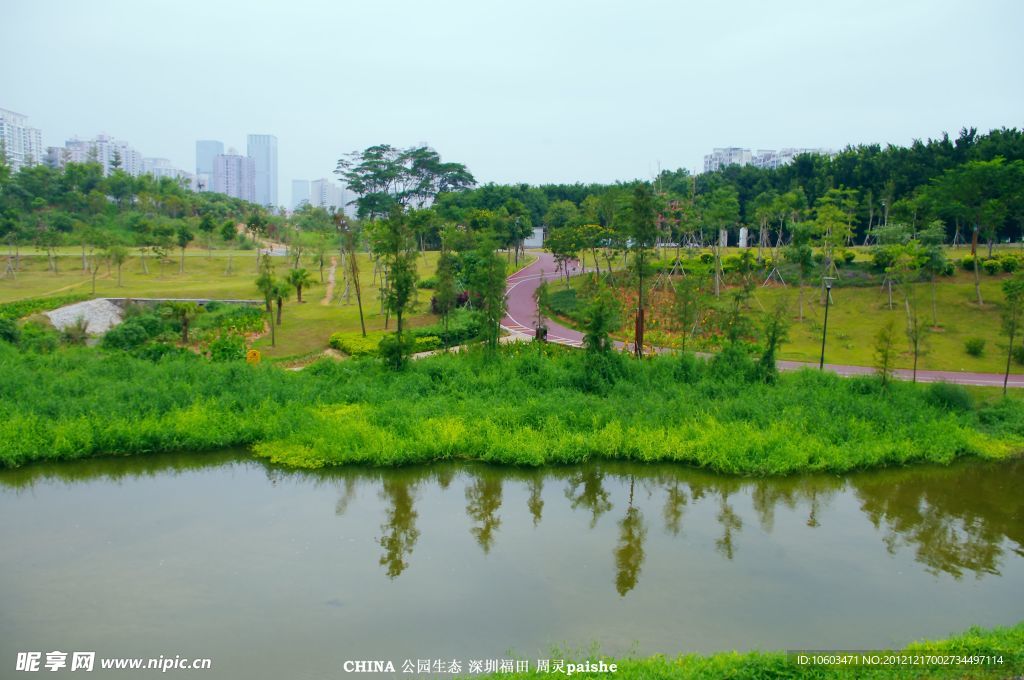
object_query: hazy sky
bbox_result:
[4,0,1023,203]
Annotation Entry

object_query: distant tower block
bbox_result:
[739,227,748,249]
[719,229,728,248]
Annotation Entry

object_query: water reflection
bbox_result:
[378,477,420,578]
[2,454,1021,590]
[614,477,646,596]
[465,474,503,555]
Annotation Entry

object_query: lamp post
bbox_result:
[819,278,834,370]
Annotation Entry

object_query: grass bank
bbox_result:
[1,341,1022,473]
[474,620,1024,679]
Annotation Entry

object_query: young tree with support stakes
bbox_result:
[628,185,658,356]
[176,225,193,274]
[372,207,420,368]
[470,237,508,352]
[1001,274,1024,395]
[335,212,366,337]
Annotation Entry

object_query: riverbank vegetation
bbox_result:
[475,621,1024,679]
[1,340,1021,473]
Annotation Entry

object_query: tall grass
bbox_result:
[471,620,1024,679]
[0,341,1021,473]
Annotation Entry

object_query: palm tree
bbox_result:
[287,268,315,303]
[162,302,204,344]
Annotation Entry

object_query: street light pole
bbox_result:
[819,278,833,370]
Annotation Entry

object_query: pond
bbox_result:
[1,454,1022,678]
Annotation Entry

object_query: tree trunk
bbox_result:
[117,264,122,287]
[179,248,185,273]
[181,320,190,344]
[276,298,283,325]
[296,286,303,303]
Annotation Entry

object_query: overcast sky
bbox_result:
[4,0,1023,202]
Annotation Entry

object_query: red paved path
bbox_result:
[502,251,1024,388]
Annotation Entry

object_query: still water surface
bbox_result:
[1,454,1022,678]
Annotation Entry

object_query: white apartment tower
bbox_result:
[247,134,278,207]
[61,135,144,176]
[309,178,344,211]
[213,152,255,203]
[0,108,44,172]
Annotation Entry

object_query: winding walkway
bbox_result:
[501,251,1024,388]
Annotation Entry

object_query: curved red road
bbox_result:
[502,251,1024,388]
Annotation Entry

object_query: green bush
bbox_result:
[416,276,438,289]
[926,382,973,412]
[1001,256,1020,273]
[412,309,482,347]
[413,335,442,352]
[839,249,856,264]
[329,331,385,356]
[982,259,1001,275]
[698,252,713,264]
[964,337,986,357]
[18,321,59,354]
[208,333,246,362]
[0,318,20,344]
[960,255,976,271]
[1013,345,1024,366]
[720,254,742,273]
[940,261,955,276]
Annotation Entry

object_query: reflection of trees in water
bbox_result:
[12,453,1019,585]
[663,481,688,536]
[466,474,503,554]
[853,461,1024,579]
[564,468,612,528]
[714,491,743,561]
[614,477,647,596]
[527,476,544,527]
[377,476,420,579]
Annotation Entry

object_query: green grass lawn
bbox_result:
[547,247,1024,374]
[0,248,442,360]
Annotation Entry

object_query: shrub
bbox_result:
[412,308,482,347]
[960,255,976,271]
[964,337,986,357]
[1012,345,1024,366]
[872,249,895,271]
[208,333,246,362]
[0,318,20,344]
[812,251,826,264]
[982,259,1001,275]
[721,254,742,273]
[416,276,438,289]
[413,335,442,352]
[839,249,856,264]
[329,331,384,356]
[698,252,713,264]
[19,321,59,354]
[926,382,973,412]
[1001,256,1020,273]
[940,261,955,276]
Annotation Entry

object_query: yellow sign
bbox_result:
[246,349,261,365]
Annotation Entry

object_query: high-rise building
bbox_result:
[247,134,278,207]
[143,157,194,185]
[0,108,44,172]
[195,140,224,192]
[703,146,834,173]
[291,180,310,211]
[59,134,143,176]
[309,178,344,211]
[213,151,255,203]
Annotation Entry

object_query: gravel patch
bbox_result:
[45,299,124,335]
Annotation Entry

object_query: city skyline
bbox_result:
[4,1,1021,200]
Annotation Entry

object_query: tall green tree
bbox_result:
[628,185,658,356]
